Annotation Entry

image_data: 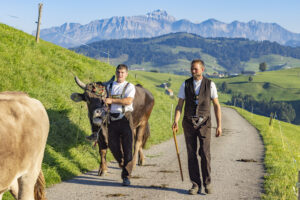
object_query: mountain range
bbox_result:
[39,9,300,48]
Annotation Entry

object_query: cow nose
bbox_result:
[93,108,102,118]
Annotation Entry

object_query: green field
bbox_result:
[0,23,185,199]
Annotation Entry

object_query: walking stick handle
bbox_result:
[172,128,184,182]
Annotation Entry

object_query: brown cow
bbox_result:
[71,76,154,176]
[0,92,49,200]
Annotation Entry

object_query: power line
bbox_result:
[56,32,110,63]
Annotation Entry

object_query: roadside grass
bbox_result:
[0,23,186,199]
[232,106,300,200]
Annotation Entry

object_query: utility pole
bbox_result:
[35,3,43,43]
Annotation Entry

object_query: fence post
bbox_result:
[297,171,300,200]
[35,3,43,43]
[170,104,173,124]
[269,112,274,126]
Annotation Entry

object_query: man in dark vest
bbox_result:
[105,64,136,186]
[172,59,222,195]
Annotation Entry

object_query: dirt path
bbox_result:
[46,107,265,200]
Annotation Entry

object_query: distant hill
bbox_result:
[39,9,300,48]
[71,32,300,74]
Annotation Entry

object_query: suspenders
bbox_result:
[108,82,130,114]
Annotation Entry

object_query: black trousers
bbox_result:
[182,118,211,188]
[108,116,133,179]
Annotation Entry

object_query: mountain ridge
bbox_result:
[39,9,300,48]
[71,32,300,74]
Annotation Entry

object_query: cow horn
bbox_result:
[102,75,115,86]
[74,76,86,90]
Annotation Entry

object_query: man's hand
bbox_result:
[105,98,113,105]
[216,127,222,137]
[172,122,178,132]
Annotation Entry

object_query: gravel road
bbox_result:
[47,107,265,200]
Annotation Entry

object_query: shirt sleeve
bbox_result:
[177,82,185,99]
[211,81,218,99]
[125,83,136,98]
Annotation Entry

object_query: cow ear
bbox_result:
[70,93,85,102]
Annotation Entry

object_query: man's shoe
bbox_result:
[122,177,130,186]
[204,184,212,194]
[188,184,200,195]
[86,133,97,141]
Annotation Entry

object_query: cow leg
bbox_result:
[132,124,146,170]
[18,173,37,200]
[0,193,3,200]
[138,147,145,166]
[97,139,108,176]
[98,148,108,176]
[9,178,19,199]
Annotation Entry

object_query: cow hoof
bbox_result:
[98,170,107,176]
[138,159,145,166]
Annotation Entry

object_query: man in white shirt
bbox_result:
[105,64,135,186]
[172,59,222,195]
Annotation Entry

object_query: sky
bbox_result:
[0,0,299,34]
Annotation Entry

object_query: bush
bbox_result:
[263,82,271,89]
[248,76,253,82]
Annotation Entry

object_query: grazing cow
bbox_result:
[0,92,49,200]
[71,76,154,176]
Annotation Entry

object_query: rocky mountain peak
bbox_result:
[146,9,176,21]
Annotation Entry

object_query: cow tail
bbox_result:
[34,170,47,200]
[142,122,150,148]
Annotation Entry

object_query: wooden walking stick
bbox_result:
[172,128,184,182]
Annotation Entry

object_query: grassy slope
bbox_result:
[232,107,300,200]
[0,23,185,199]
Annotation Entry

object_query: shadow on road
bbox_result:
[67,175,188,195]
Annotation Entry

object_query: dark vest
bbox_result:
[184,76,211,129]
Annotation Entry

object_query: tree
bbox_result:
[248,76,253,82]
[263,82,271,89]
[259,62,267,72]
[221,82,228,92]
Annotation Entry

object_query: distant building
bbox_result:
[206,72,225,78]
[165,88,174,96]
[159,83,168,89]
[131,68,145,71]
[229,73,239,77]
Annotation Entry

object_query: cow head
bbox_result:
[70,76,114,132]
